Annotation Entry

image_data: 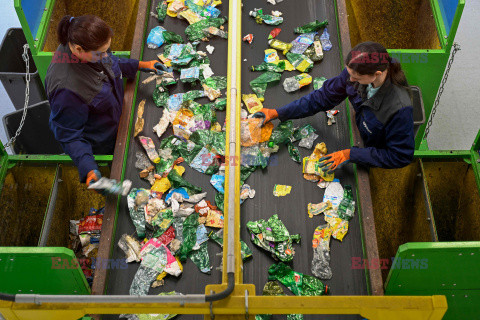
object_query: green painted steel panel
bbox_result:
[385,242,480,320]
[0,247,90,295]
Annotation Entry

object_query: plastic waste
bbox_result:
[167,0,187,17]
[294,19,329,34]
[307,201,332,218]
[139,136,161,163]
[147,26,166,49]
[210,174,225,193]
[286,52,314,73]
[326,109,339,126]
[180,66,201,83]
[243,34,254,44]
[251,61,285,73]
[130,246,169,295]
[268,27,281,40]
[302,157,335,181]
[167,169,202,195]
[190,146,220,174]
[241,118,274,147]
[249,71,282,101]
[185,17,227,41]
[323,179,344,208]
[264,49,280,64]
[189,242,212,273]
[203,26,228,39]
[268,120,295,146]
[313,77,328,90]
[268,262,329,295]
[246,214,301,262]
[337,185,356,221]
[268,39,292,55]
[241,145,268,168]
[178,213,199,261]
[88,177,132,196]
[240,184,256,203]
[205,97,227,111]
[292,124,316,142]
[206,44,215,54]
[134,100,145,137]
[249,8,283,25]
[311,224,333,279]
[283,73,312,92]
[242,94,263,114]
[320,28,333,51]
[286,141,302,163]
[209,229,253,261]
[290,33,316,54]
[163,31,185,44]
[273,184,291,197]
[156,0,168,22]
[304,34,324,62]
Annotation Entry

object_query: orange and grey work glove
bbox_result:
[318,149,351,175]
[252,108,279,127]
[86,169,101,188]
[138,60,172,75]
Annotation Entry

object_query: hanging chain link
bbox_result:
[5,44,31,150]
[423,42,461,139]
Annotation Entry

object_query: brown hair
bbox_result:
[345,41,408,87]
[57,15,113,51]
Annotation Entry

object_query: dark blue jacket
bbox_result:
[277,68,414,168]
[45,45,139,182]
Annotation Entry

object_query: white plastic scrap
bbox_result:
[153,110,173,139]
[271,10,282,17]
[200,64,214,78]
[206,44,215,54]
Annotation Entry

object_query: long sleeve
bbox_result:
[110,54,139,79]
[350,106,415,168]
[276,68,349,121]
[49,88,98,182]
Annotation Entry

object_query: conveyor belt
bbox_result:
[106,0,367,318]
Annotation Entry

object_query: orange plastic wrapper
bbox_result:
[172,108,194,127]
[240,118,274,147]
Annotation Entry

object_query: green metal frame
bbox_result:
[14,0,132,83]
[0,247,90,295]
[385,242,480,320]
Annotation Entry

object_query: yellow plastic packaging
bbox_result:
[179,9,202,24]
[173,165,185,176]
[282,60,295,71]
[268,39,293,55]
[167,0,186,17]
[242,94,263,114]
[264,49,280,64]
[302,157,334,182]
[157,54,172,67]
[151,177,172,193]
[273,184,292,197]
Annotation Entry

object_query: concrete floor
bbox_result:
[0,1,478,151]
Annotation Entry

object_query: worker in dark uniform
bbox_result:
[254,41,414,173]
[46,15,167,187]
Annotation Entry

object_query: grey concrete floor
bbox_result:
[0,1,478,151]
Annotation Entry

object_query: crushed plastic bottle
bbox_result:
[147,26,166,49]
[209,229,253,261]
[268,262,329,295]
[156,0,168,22]
[268,39,292,55]
[294,19,329,34]
[290,33,316,54]
[283,73,312,92]
[311,224,333,280]
[323,179,344,208]
[88,178,132,196]
[268,27,281,40]
[303,34,324,62]
[189,242,212,274]
[249,8,283,25]
[298,133,319,149]
[320,28,333,51]
[337,185,356,221]
[249,71,282,101]
[185,17,227,41]
[313,77,328,90]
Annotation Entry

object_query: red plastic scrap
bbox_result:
[243,34,254,44]
[268,28,281,40]
[158,226,176,245]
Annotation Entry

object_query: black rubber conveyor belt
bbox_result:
[105,0,367,318]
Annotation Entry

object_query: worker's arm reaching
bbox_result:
[253,68,350,124]
[49,89,99,183]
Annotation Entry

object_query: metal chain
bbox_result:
[424,42,461,139]
[5,44,31,149]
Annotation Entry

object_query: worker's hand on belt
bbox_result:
[86,169,101,188]
[252,108,278,126]
[318,149,351,175]
[138,60,171,75]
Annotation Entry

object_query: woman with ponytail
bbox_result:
[46,15,167,187]
[253,41,414,171]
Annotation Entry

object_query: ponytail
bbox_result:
[56,15,113,51]
[387,57,408,87]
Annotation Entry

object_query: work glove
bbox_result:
[252,108,279,126]
[318,149,351,175]
[138,60,172,75]
[86,169,102,188]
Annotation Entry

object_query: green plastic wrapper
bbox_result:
[268,262,329,296]
[188,242,212,274]
[246,214,300,262]
[177,140,203,164]
[167,169,202,195]
[255,282,303,320]
[251,61,285,73]
[127,188,149,239]
[215,192,224,212]
[147,209,174,239]
[153,87,169,108]
[294,19,329,34]
[163,31,184,44]
[158,135,182,159]
[249,72,282,101]
[209,229,253,261]
[240,165,256,185]
[286,141,302,163]
[205,97,227,111]
[137,291,179,320]
[337,185,356,221]
[203,76,227,90]
[313,77,328,90]
[178,213,199,261]
[156,157,175,175]
[183,90,206,102]
[189,130,226,155]
[268,120,295,146]
[293,124,316,141]
[185,17,227,41]
[156,0,168,23]
[189,55,211,68]
[286,52,314,73]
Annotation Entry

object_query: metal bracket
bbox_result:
[245,289,249,320]
[210,290,215,320]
